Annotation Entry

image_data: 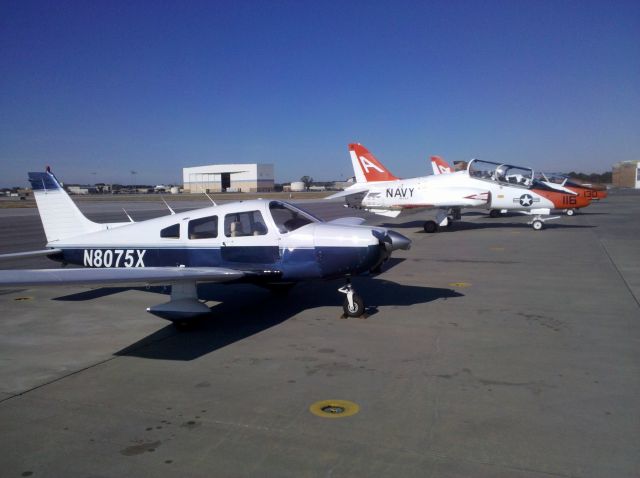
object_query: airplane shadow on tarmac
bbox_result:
[71,278,462,361]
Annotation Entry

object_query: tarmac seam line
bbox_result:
[0,329,179,405]
[598,239,640,309]
[0,355,121,405]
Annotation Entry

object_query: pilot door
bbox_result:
[221,210,280,264]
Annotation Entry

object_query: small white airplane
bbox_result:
[327,143,491,232]
[0,168,411,322]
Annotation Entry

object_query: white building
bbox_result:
[183,164,274,193]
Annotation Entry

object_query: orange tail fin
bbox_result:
[431,156,452,175]
[348,143,399,183]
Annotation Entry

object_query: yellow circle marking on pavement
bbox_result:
[449,282,471,288]
[309,400,360,418]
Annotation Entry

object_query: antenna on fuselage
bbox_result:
[122,208,134,223]
[160,196,176,215]
[204,192,217,206]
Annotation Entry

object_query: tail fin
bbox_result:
[28,169,102,243]
[348,143,399,183]
[431,156,453,175]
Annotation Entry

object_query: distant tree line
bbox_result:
[567,171,612,184]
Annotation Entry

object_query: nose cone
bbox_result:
[384,230,411,251]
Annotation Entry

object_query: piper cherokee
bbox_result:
[0,169,411,322]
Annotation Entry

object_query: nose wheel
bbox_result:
[338,280,365,317]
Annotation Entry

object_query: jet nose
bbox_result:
[382,230,411,251]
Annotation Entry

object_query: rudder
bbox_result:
[431,156,453,175]
[348,143,399,183]
[28,169,102,243]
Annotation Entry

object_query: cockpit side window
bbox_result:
[224,210,268,237]
[189,216,218,239]
[160,224,180,239]
[269,201,315,233]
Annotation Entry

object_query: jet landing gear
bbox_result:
[423,220,438,233]
[338,279,365,318]
[423,209,451,233]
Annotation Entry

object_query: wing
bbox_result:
[0,267,244,288]
[0,249,63,261]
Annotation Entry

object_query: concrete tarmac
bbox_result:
[0,193,638,477]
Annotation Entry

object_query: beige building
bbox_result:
[612,161,640,189]
[183,164,274,193]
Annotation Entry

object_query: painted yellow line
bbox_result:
[449,282,471,288]
[13,296,34,302]
[309,400,360,419]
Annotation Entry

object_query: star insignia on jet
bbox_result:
[519,194,534,207]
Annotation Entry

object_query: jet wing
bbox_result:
[325,187,369,200]
[0,266,244,288]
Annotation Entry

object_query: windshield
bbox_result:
[468,159,534,186]
[269,201,320,233]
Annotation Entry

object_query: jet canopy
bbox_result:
[536,172,568,185]
[468,159,534,187]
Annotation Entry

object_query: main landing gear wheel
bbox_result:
[532,219,544,231]
[338,280,365,318]
[342,294,364,317]
[423,220,438,233]
[566,208,575,216]
[489,209,501,218]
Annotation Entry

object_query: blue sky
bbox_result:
[1,0,638,187]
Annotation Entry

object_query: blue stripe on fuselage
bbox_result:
[58,245,382,281]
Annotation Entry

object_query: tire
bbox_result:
[489,209,501,218]
[423,220,438,233]
[342,294,365,317]
[532,220,543,231]
[566,208,575,216]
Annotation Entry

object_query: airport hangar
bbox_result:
[183,163,274,193]
[612,160,640,189]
